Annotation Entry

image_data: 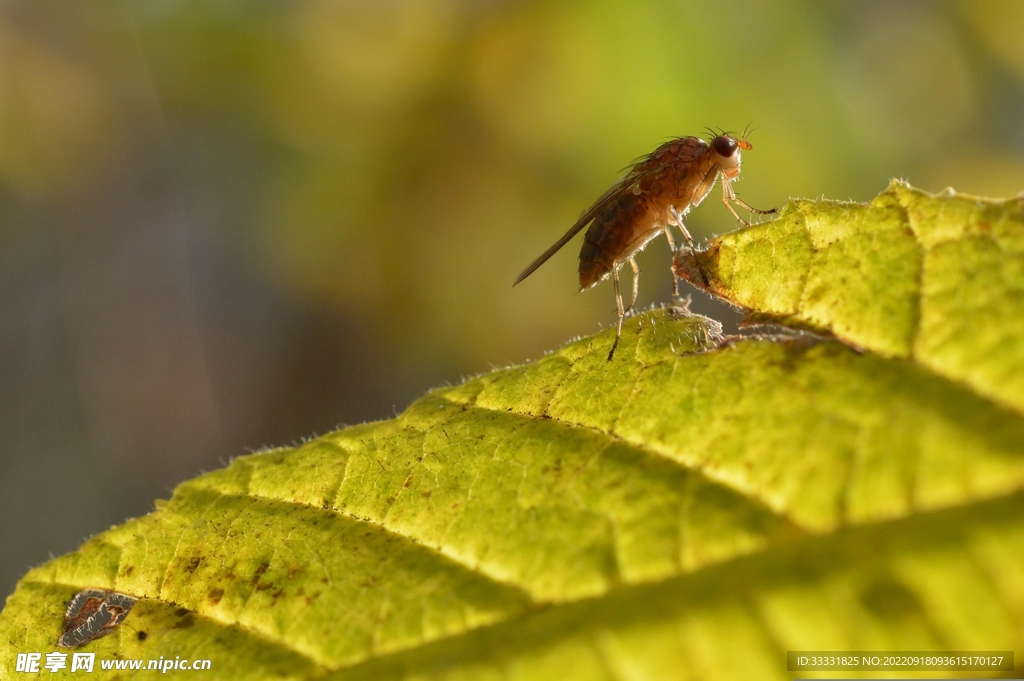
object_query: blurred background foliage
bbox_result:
[3,0,1024,598]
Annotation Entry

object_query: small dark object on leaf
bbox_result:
[58,588,137,648]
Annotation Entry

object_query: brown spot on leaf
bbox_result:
[252,561,270,585]
[860,578,922,619]
[172,613,196,630]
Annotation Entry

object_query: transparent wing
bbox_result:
[512,136,705,286]
[513,175,638,286]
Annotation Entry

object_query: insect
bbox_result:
[513,130,774,360]
[58,588,137,648]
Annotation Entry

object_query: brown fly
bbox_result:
[513,130,774,360]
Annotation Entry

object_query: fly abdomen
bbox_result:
[577,192,657,290]
[578,241,612,290]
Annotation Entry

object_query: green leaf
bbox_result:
[679,180,1024,414]
[3,182,1024,679]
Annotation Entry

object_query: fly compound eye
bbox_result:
[712,135,738,157]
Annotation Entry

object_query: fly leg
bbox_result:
[722,179,776,226]
[624,257,640,313]
[608,265,625,361]
[669,206,707,287]
[721,180,750,226]
[668,206,697,249]
[663,227,680,297]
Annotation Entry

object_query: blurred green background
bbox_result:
[4,0,1024,599]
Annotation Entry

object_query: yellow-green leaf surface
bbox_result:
[681,180,1024,414]
[3,183,1024,680]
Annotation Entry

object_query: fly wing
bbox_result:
[512,136,705,286]
[513,175,638,286]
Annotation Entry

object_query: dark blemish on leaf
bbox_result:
[175,608,189,617]
[136,631,147,641]
[172,613,196,630]
[287,565,302,579]
[860,578,922,619]
[421,491,432,498]
[385,497,396,505]
[124,566,134,577]
[225,572,237,581]
[252,561,270,585]
[272,589,284,600]
[451,503,459,509]
[186,556,202,573]
[208,588,225,605]
[403,479,411,488]
[58,589,138,648]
